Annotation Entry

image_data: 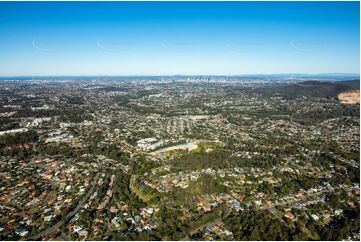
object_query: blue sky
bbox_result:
[0,1,359,76]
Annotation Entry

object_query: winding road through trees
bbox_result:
[26,172,100,240]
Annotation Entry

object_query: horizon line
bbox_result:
[0,73,360,78]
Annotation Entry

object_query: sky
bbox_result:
[0,1,359,76]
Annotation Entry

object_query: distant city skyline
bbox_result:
[0,1,359,76]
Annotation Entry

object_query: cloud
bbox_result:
[96,40,133,52]
[289,39,313,52]
[225,40,262,53]
[161,40,197,52]
[31,40,52,52]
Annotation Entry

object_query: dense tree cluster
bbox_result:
[224,210,312,240]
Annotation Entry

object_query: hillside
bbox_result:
[273,80,359,99]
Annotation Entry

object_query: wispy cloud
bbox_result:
[161,40,198,52]
[225,40,263,53]
[289,39,313,53]
[96,40,133,52]
[31,40,52,52]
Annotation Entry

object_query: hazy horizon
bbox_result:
[0,73,360,78]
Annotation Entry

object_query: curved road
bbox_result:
[26,172,100,240]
